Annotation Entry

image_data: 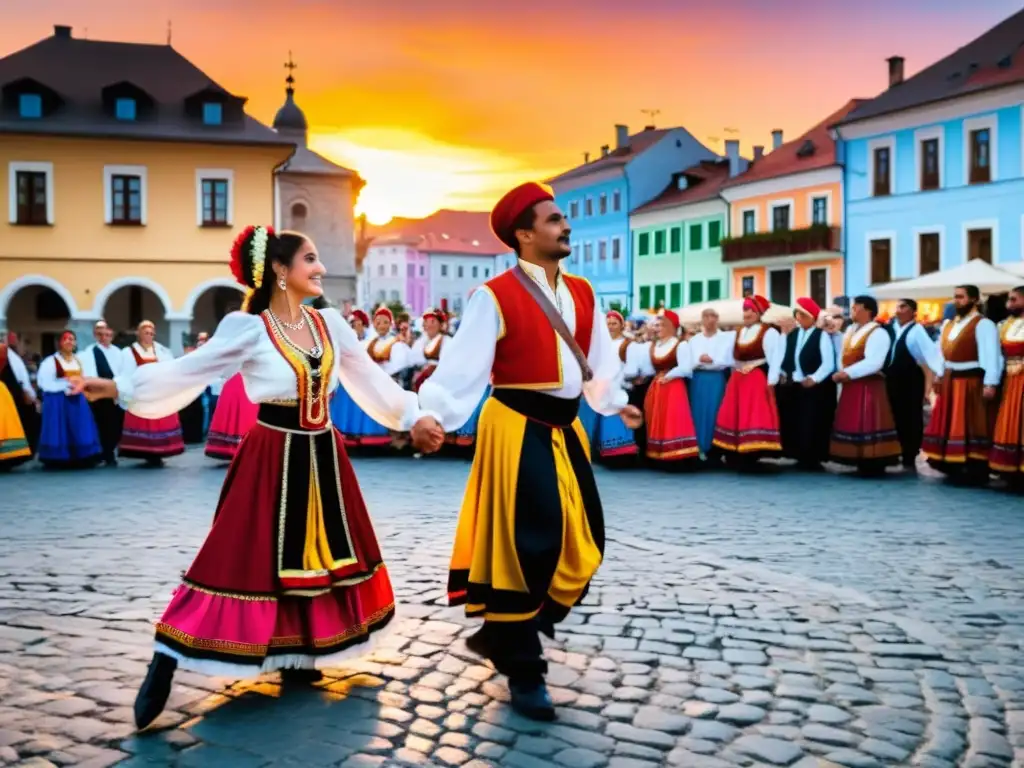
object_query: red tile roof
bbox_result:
[548,128,671,184]
[633,160,734,213]
[839,8,1024,125]
[723,99,866,189]
[366,209,505,256]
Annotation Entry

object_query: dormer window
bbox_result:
[202,102,222,125]
[18,93,42,119]
[115,98,136,121]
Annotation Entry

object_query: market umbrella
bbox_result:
[676,298,795,326]
[871,259,1021,300]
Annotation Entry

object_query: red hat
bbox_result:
[422,307,445,323]
[349,309,370,327]
[490,182,555,250]
[658,308,680,328]
[373,305,393,323]
[743,295,770,315]
[606,310,624,324]
[794,297,821,320]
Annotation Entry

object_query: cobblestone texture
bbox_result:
[1,450,1023,766]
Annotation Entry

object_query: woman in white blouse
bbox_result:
[36,330,102,468]
[642,309,700,465]
[77,226,443,729]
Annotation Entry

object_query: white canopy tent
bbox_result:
[871,259,1022,300]
[676,298,795,326]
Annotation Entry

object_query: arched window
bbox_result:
[290,202,308,230]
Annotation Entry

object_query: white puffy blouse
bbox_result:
[114,308,420,431]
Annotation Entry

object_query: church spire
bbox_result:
[273,50,308,139]
[285,51,297,96]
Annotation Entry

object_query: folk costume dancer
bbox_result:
[80,321,124,466]
[712,295,783,467]
[419,182,642,721]
[829,296,901,476]
[686,308,731,460]
[990,286,1024,484]
[593,310,639,462]
[77,226,443,729]
[37,331,102,468]
[0,332,32,470]
[885,299,943,471]
[776,298,837,471]
[118,322,185,466]
[643,309,700,465]
[623,326,656,458]
[369,307,414,449]
[922,285,1002,483]
[411,307,448,393]
[204,372,259,461]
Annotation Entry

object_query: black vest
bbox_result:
[886,322,923,376]
[92,345,115,380]
[781,327,831,379]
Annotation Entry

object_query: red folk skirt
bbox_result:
[922,369,994,468]
[643,376,699,461]
[989,368,1024,476]
[154,404,395,677]
[119,412,185,459]
[829,375,901,466]
[711,367,782,456]
[205,374,259,461]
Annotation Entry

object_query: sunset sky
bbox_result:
[3,0,1023,223]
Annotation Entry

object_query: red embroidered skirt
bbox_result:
[155,404,395,677]
[205,374,258,461]
[119,412,185,459]
[712,367,782,456]
[643,376,699,461]
[989,368,1023,476]
[922,370,994,468]
[830,375,900,466]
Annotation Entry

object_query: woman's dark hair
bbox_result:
[239,229,309,315]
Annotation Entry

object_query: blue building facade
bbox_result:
[548,126,717,310]
[836,23,1024,297]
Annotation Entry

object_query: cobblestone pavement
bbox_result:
[1,450,1023,767]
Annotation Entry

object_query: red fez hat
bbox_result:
[373,305,393,322]
[490,182,555,250]
[658,308,680,328]
[349,309,370,327]
[422,307,445,323]
[606,310,625,324]
[795,297,821,320]
[743,295,770,315]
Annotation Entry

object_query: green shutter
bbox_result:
[654,230,666,254]
[708,220,722,248]
[707,279,722,301]
[639,286,651,309]
[638,232,650,256]
[669,283,682,307]
[670,227,682,253]
[689,281,703,303]
[689,224,703,251]
[654,284,666,308]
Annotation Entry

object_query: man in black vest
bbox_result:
[81,321,124,466]
[776,297,837,470]
[885,298,942,470]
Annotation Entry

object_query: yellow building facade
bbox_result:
[0,25,294,355]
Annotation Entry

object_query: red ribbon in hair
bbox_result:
[229,225,275,287]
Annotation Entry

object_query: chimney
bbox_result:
[725,139,740,178]
[753,145,765,161]
[615,124,629,149]
[54,25,72,38]
[771,130,783,150]
[887,56,905,88]
[600,145,610,157]
[583,151,590,163]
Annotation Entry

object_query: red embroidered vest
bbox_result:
[941,314,982,363]
[485,270,594,388]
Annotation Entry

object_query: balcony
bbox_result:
[721,225,841,263]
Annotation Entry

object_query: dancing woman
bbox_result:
[77,226,443,729]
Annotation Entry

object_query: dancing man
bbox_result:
[418,182,642,721]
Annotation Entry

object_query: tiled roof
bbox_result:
[548,128,671,184]
[280,145,358,178]
[838,8,1024,125]
[0,26,289,146]
[633,159,735,213]
[724,99,865,188]
[367,209,505,256]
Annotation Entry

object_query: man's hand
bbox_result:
[832,371,850,384]
[620,404,643,429]
[70,377,118,402]
[410,416,445,453]
[699,353,713,364]
[983,385,997,401]
[801,378,816,388]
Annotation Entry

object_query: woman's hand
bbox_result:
[410,416,445,453]
[70,377,118,402]
[620,405,644,429]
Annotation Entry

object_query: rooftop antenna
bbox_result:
[166,19,172,45]
[641,108,660,125]
[284,51,297,94]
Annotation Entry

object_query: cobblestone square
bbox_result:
[1,451,1022,767]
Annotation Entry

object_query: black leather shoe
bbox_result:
[134,652,177,730]
[509,681,556,721]
[280,667,323,683]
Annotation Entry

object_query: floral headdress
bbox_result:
[230,225,275,310]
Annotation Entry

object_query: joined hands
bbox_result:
[70,377,118,402]
[410,416,445,453]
